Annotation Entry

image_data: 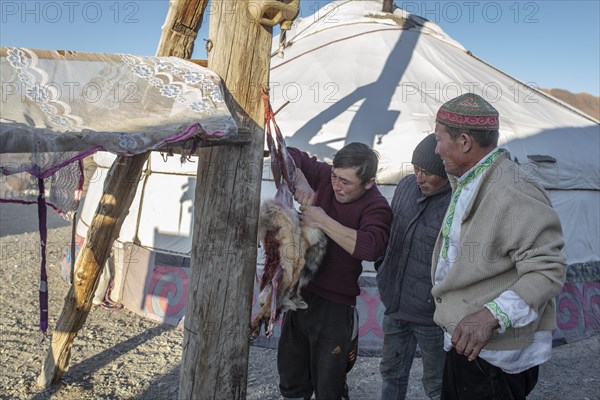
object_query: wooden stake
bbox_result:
[38,0,209,387]
[178,1,272,398]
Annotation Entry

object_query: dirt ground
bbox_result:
[1,203,599,399]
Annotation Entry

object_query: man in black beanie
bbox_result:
[376,134,450,400]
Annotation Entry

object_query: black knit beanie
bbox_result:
[411,134,446,178]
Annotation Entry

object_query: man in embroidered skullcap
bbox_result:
[431,93,567,399]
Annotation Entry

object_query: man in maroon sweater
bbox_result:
[277,143,393,400]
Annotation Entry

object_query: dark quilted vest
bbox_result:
[376,174,451,325]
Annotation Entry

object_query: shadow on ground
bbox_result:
[0,203,70,237]
[31,324,175,400]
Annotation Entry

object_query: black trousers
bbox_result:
[441,348,539,400]
[277,291,355,400]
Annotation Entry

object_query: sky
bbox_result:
[1,0,599,96]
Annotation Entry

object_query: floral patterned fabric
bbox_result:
[0,47,237,214]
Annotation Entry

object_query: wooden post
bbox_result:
[383,0,393,13]
[178,1,272,399]
[156,0,209,59]
[38,0,209,387]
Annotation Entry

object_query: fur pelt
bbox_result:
[249,198,327,339]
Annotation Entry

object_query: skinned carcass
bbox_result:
[249,198,327,339]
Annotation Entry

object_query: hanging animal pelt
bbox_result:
[249,198,327,339]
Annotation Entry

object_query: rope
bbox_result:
[272,27,405,71]
[269,0,355,58]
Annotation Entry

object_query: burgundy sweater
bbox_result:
[289,148,392,305]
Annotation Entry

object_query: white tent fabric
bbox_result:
[0,47,237,213]
[81,152,199,255]
[268,0,600,264]
[269,0,598,188]
[78,151,280,255]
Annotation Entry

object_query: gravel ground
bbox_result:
[1,204,599,399]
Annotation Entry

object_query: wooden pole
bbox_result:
[156,0,208,59]
[178,1,272,398]
[38,0,209,387]
[383,0,394,13]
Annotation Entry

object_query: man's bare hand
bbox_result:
[293,168,315,206]
[298,205,327,229]
[451,308,499,362]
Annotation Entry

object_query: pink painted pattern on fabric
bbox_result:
[146,265,189,319]
[556,281,600,332]
[357,289,384,339]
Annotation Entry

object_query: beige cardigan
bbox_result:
[431,151,567,350]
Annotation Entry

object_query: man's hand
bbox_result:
[299,204,358,255]
[298,205,327,229]
[293,168,315,206]
[451,308,499,362]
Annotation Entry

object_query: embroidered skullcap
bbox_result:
[436,93,499,130]
[411,134,446,178]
